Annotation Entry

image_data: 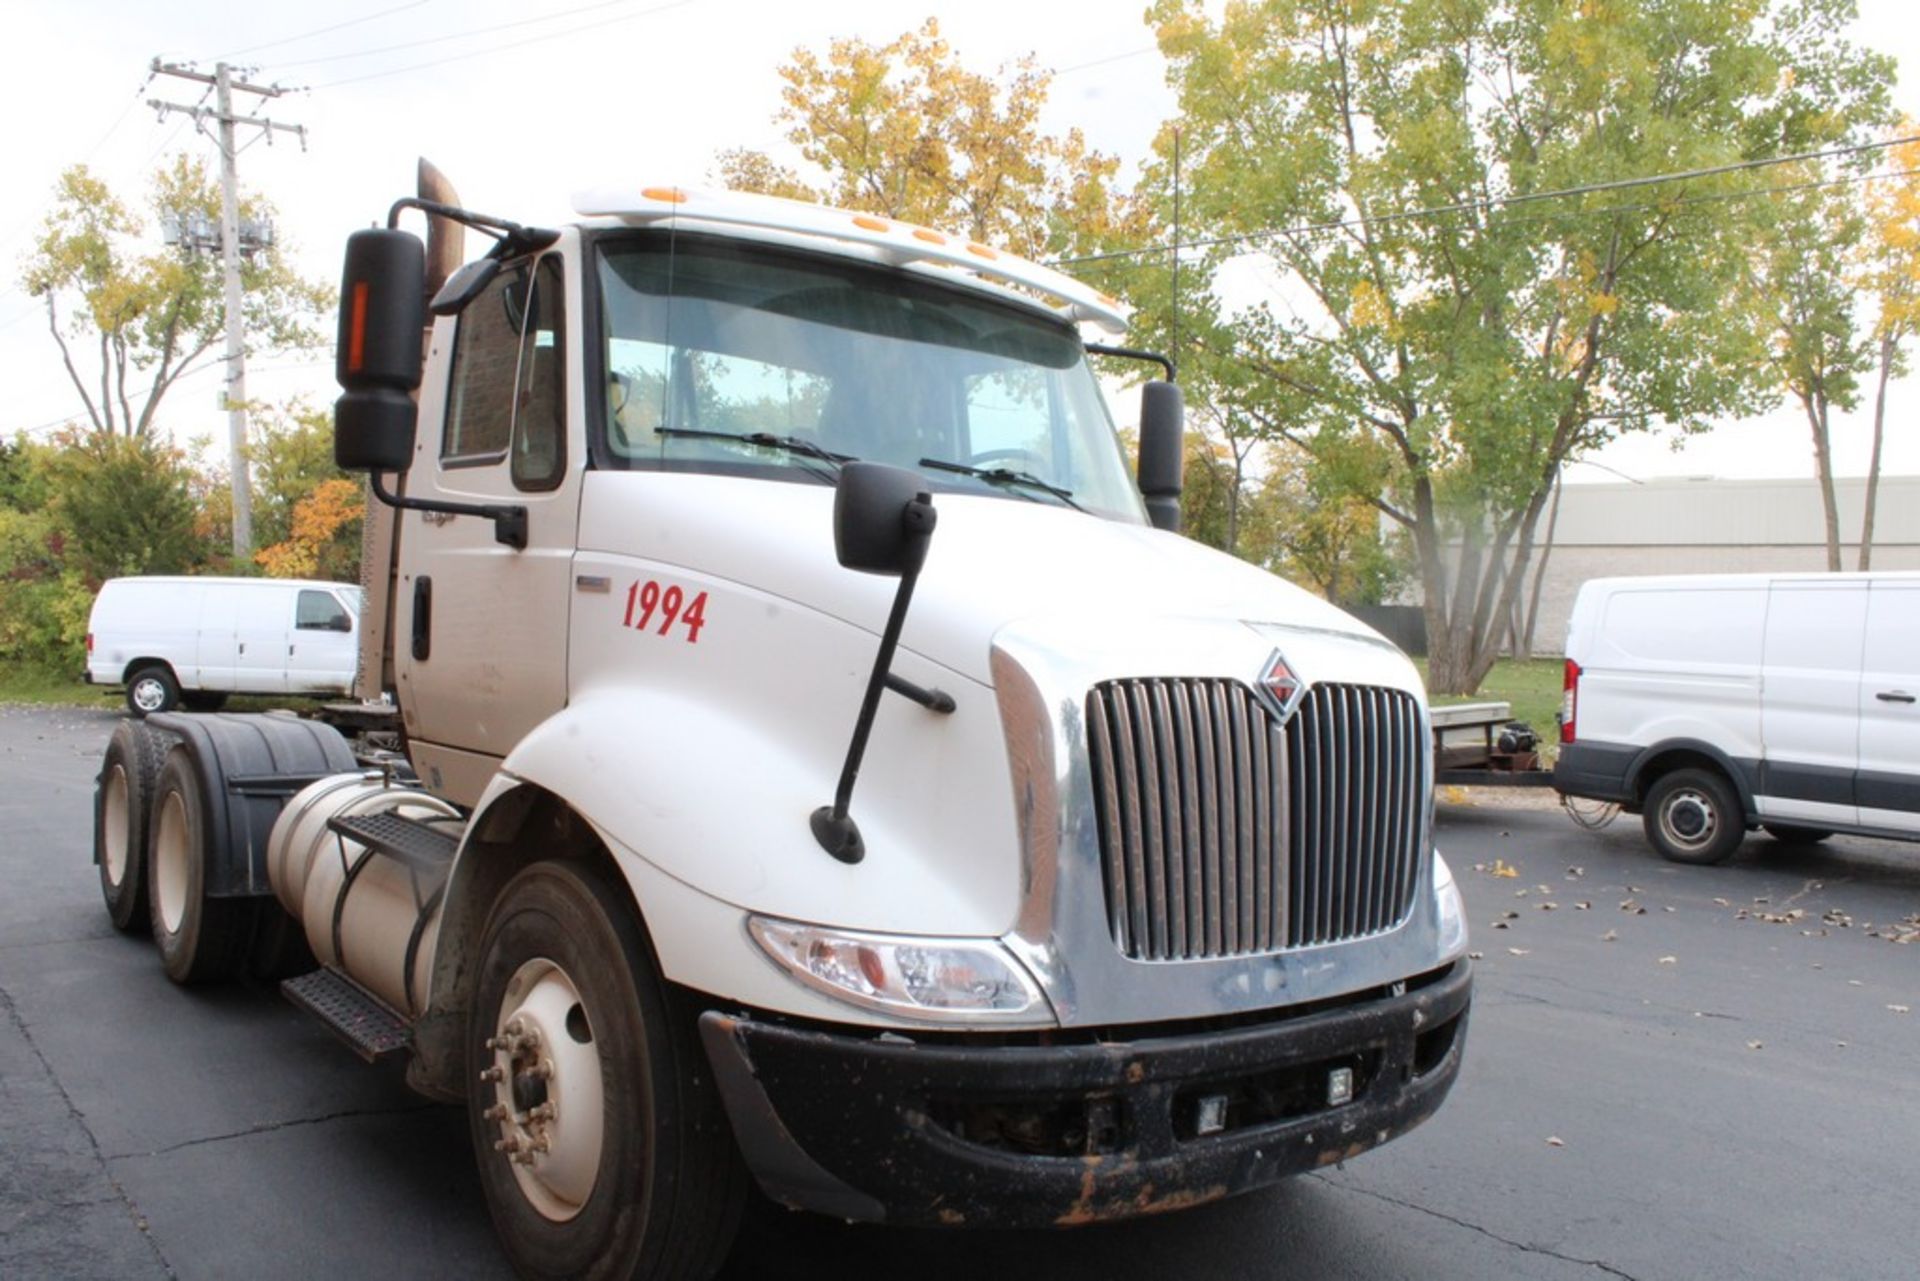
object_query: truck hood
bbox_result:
[579,471,1394,687]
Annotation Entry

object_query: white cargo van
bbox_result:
[1553,572,1920,862]
[84,576,362,715]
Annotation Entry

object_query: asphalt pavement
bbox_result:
[2,704,1915,1280]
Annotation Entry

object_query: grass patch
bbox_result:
[0,665,114,708]
[1419,657,1564,743]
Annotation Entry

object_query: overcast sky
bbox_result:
[4,0,1919,487]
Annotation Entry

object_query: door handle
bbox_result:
[1877,690,1917,704]
[412,577,432,661]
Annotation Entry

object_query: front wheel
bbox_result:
[469,861,745,1281]
[1643,768,1745,865]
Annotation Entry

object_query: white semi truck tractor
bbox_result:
[92,166,1471,1280]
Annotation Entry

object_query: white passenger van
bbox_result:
[1553,572,1920,862]
[84,576,362,715]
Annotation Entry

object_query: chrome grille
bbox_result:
[1087,678,1423,960]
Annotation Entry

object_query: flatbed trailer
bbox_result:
[1432,701,1555,788]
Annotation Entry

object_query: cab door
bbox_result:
[396,250,580,801]
[1857,580,1920,833]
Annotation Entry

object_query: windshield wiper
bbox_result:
[654,428,853,481]
[918,457,1084,511]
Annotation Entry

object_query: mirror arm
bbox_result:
[811,493,937,864]
[1085,342,1177,383]
[367,472,528,550]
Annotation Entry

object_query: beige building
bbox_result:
[1518,475,1920,653]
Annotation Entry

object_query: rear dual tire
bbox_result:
[97,720,169,933]
[148,748,254,984]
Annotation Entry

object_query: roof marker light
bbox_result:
[640,185,689,203]
[967,243,999,260]
[912,227,946,245]
[853,215,891,232]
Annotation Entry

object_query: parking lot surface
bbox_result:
[3,705,1915,1279]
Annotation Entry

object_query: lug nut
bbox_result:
[494,1135,522,1153]
[479,1066,504,1083]
[529,1103,555,1122]
[483,1104,508,1122]
[527,1060,554,1081]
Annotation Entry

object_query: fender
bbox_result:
[1625,737,1760,817]
[469,678,1020,939]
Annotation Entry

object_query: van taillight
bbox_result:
[85,632,93,654]
[1560,659,1580,744]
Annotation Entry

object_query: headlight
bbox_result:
[1434,851,1468,959]
[747,916,1053,1025]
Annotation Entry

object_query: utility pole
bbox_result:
[148,59,305,562]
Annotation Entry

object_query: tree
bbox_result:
[43,428,205,581]
[1744,166,1871,571]
[718,17,1142,261]
[255,478,364,582]
[20,156,330,438]
[1139,0,1892,692]
[250,403,353,554]
[1859,125,1920,569]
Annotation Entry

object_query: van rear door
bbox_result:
[1757,580,1868,830]
[1857,580,1920,834]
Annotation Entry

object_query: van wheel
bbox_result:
[148,748,253,984]
[126,665,180,717]
[469,861,745,1281]
[1643,768,1745,865]
[96,720,169,933]
[1761,824,1832,845]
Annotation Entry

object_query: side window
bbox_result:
[296,590,351,632]
[442,254,568,492]
[511,256,566,491]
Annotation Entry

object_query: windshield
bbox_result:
[595,235,1146,522]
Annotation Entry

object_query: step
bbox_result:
[327,810,460,876]
[281,967,412,1063]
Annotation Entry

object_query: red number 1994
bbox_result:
[623,579,709,643]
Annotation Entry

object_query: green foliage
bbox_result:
[1133,0,1893,692]
[44,429,204,581]
[250,403,350,552]
[20,156,332,438]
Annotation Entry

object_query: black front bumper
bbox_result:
[699,958,1471,1228]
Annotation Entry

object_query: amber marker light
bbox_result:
[640,185,689,203]
[346,281,369,374]
[852,215,891,232]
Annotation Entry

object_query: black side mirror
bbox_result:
[814,462,943,864]
[1138,380,1184,533]
[334,229,426,474]
[833,462,936,576]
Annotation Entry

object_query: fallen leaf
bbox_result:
[1468,951,1484,960]
[1508,947,1531,956]
[1713,898,1731,908]
[1849,980,1864,987]
[1566,866,1585,878]
[1545,1136,1565,1148]
[1488,859,1520,879]
[1747,1040,1764,1050]
[1501,910,1520,920]
[1574,901,1592,910]
[1891,1005,1912,1015]
[1539,902,1558,911]
[1836,1041,1848,1048]
[1602,930,1618,942]
[1493,921,1510,929]
[1658,956,1678,965]
[1663,906,1677,913]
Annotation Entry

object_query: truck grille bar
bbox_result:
[1087,679,1423,961]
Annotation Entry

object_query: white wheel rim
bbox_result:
[132,678,167,713]
[153,791,190,934]
[485,957,605,1222]
[103,764,131,886]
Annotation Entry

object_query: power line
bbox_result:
[1053,45,1157,77]
[214,0,434,60]
[279,0,680,71]
[308,0,698,90]
[1056,133,1920,267]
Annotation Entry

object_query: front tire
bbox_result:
[97,720,169,933]
[469,861,745,1281]
[1643,768,1745,865]
[126,665,180,717]
[147,749,253,984]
